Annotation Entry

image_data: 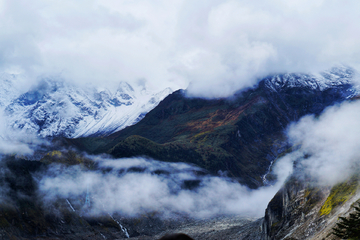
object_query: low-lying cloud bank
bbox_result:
[1,0,360,97]
[39,156,293,219]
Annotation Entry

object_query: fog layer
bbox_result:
[39,156,293,219]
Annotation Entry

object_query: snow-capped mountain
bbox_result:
[264,66,356,94]
[1,75,173,138]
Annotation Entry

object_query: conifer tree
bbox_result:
[332,202,360,239]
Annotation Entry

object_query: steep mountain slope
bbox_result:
[69,68,357,188]
[262,166,360,240]
[0,75,172,138]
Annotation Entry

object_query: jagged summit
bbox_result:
[0,75,173,138]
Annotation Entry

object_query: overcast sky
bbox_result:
[1,0,360,97]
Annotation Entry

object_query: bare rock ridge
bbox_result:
[262,170,360,239]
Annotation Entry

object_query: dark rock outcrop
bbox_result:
[262,171,360,240]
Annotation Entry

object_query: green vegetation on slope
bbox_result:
[41,150,96,169]
[67,81,352,188]
[320,176,359,216]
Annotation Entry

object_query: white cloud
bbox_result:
[286,100,360,185]
[0,0,360,97]
[0,97,50,155]
[0,111,34,155]
[39,156,292,219]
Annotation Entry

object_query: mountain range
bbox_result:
[0,67,359,239]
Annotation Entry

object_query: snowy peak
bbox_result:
[264,66,356,93]
[117,81,135,94]
[322,65,354,80]
[2,76,173,138]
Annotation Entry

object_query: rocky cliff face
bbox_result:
[262,168,360,240]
